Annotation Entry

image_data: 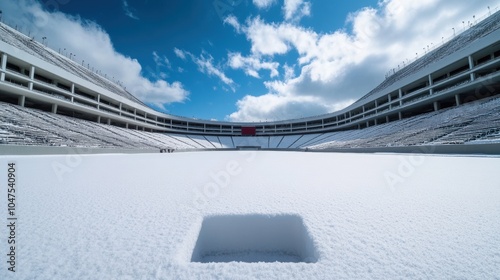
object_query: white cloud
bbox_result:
[244,17,317,57]
[122,0,139,20]
[176,49,237,92]
[227,94,343,122]
[283,0,311,21]
[1,0,188,110]
[150,51,171,79]
[223,15,242,33]
[253,0,277,9]
[152,51,171,69]
[227,0,499,121]
[283,64,295,80]
[228,52,279,78]
[194,53,236,92]
[173,48,187,60]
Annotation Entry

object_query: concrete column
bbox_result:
[428,74,434,94]
[468,55,475,81]
[134,109,137,120]
[107,119,111,125]
[455,95,461,106]
[97,94,100,102]
[470,73,476,81]
[119,103,122,116]
[30,66,35,80]
[388,94,392,109]
[125,123,129,129]
[28,66,35,91]
[97,116,101,123]
[1,53,7,71]
[18,96,25,107]
[51,104,58,114]
[433,101,440,111]
[398,89,403,106]
[468,55,474,69]
[398,112,402,120]
[386,116,390,123]
[374,119,378,125]
[71,83,75,94]
[0,53,7,81]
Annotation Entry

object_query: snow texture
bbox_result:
[1,151,499,279]
[191,214,317,263]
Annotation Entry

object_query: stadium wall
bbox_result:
[0,144,158,155]
[311,143,500,156]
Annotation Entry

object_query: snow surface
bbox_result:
[191,214,317,263]
[1,151,500,279]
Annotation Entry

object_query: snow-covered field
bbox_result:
[1,151,500,279]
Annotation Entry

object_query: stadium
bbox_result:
[1,4,500,280]
[1,9,500,150]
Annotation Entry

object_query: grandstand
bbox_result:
[0,10,500,150]
[2,95,500,151]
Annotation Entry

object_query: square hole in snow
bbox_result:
[191,214,318,263]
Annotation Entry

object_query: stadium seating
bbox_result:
[2,95,500,150]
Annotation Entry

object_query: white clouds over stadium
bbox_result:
[0,0,497,121]
[0,0,189,110]
[227,0,498,121]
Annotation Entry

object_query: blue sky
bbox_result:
[1,0,498,121]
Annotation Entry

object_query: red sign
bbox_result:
[241,127,256,136]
